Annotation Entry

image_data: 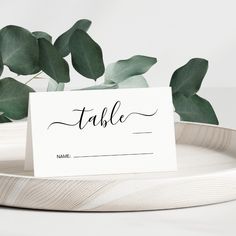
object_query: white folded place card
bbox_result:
[25,87,177,177]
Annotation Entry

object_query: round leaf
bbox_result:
[170,58,208,97]
[32,31,52,43]
[38,38,70,83]
[105,55,157,84]
[0,77,34,119]
[70,29,105,80]
[0,25,39,75]
[173,93,219,125]
[54,19,92,57]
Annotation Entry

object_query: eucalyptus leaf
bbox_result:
[118,75,148,88]
[0,77,34,119]
[38,38,70,83]
[0,114,11,123]
[70,29,105,80]
[0,55,3,76]
[32,31,52,42]
[170,58,208,97]
[54,19,92,57]
[79,83,118,90]
[47,77,65,91]
[0,25,39,75]
[173,93,219,125]
[105,55,157,84]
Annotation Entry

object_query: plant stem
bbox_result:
[25,71,43,85]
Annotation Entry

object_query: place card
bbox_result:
[25,87,177,177]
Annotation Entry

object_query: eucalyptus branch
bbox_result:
[0,20,219,125]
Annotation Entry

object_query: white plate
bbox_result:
[0,121,236,211]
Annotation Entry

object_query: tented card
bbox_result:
[25,87,177,177]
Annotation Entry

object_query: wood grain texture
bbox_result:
[0,121,236,211]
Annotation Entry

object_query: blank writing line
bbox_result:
[73,152,154,158]
[132,131,152,134]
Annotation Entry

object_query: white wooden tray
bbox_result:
[0,121,236,211]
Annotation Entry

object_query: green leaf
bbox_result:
[105,55,157,84]
[32,31,52,43]
[170,58,208,97]
[70,29,105,80]
[79,83,118,90]
[0,25,39,75]
[54,19,92,57]
[0,77,34,120]
[173,93,219,125]
[47,77,65,91]
[0,54,3,76]
[118,75,149,88]
[0,114,12,123]
[38,38,70,83]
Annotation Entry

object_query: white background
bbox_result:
[1,0,236,89]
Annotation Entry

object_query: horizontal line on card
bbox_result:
[73,152,154,158]
[132,131,153,134]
